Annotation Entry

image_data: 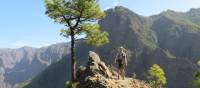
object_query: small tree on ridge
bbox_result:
[148,64,167,88]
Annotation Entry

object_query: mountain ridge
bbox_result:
[2,6,200,88]
[0,42,70,87]
[23,6,200,88]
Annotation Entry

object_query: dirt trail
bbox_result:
[103,77,150,88]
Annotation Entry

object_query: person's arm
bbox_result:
[124,53,128,66]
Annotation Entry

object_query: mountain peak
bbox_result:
[105,6,140,17]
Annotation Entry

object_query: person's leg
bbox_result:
[119,68,123,77]
[122,68,125,80]
[117,69,120,79]
[118,69,121,79]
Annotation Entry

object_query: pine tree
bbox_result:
[148,64,167,88]
[44,0,109,82]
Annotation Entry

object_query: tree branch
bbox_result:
[73,7,84,30]
[62,15,73,29]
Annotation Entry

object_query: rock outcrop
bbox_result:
[76,51,150,88]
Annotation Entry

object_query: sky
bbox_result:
[0,0,200,48]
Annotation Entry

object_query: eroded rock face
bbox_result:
[87,51,113,78]
[77,51,150,88]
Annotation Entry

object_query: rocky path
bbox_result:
[114,78,149,88]
[114,78,136,88]
[97,77,149,88]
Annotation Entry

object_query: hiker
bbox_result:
[115,47,128,79]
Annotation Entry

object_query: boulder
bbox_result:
[86,51,112,78]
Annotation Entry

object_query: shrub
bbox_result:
[65,81,76,88]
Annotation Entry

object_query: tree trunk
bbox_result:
[70,29,76,82]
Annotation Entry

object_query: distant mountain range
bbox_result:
[2,6,200,88]
[25,7,200,88]
[0,43,70,88]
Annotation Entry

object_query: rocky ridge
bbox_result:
[76,51,150,88]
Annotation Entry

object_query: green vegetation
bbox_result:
[45,0,108,82]
[162,10,200,33]
[197,60,200,66]
[139,32,157,51]
[192,60,200,88]
[65,81,77,88]
[148,64,167,88]
[192,71,200,88]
